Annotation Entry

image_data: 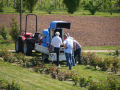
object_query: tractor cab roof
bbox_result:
[50,21,71,29]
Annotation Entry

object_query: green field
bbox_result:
[0,6,120,17]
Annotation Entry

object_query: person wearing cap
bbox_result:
[63,34,73,70]
[66,33,76,66]
[51,31,62,67]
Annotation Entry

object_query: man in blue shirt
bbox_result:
[51,32,62,67]
[63,34,73,70]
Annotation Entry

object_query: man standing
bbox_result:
[51,31,62,67]
[66,33,76,66]
[73,40,82,64]
[63,34,73,70]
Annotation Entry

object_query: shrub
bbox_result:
[79,75,92,87]
[0,23,8,40]
[111,57,119,73]
[0,47,10,57]
[9,17,20,43]
[106,77,118,90]
[0,79,21,90]
[88,81,99,90]
[89,53,100,69]
[45,4,54,14]
[72,74,80,85]
[3,52,16,63]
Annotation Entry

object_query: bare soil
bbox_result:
[0,14,120,46]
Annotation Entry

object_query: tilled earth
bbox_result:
[0,14,120,46]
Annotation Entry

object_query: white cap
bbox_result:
[55,32,60,36]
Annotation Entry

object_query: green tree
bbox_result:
[13,0,25,13]
[63,0,80,14]
[25,0,38,13]
[0,0,4,12]
[82,0,102,15]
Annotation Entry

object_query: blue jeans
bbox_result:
[54,47,60,66]
[65,53,72,70]
[72,50,76,66]
[74,48,81,64]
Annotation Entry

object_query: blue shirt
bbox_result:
[63,38,73,54]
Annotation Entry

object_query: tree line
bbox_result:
[0,0,120,15]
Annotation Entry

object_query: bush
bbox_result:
[63,0,80,14]
[111,58,119,73]
[9,17,20,43]
[0,47,9,57]
[45,4,54,14]
[0,79,21,90]
[0,23,8,40]
[3,52,16,63]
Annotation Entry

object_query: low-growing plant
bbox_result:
[3,52,16,63]
[88,81,99,90]
[57,72,65,81]
[79,75,92,87]
[14,53,25,62]
[31,57,41,66]
[111,57,119,73]
[0,79,21,90]
[0,23,8,40]
[72,74,80,85]
[89,54,100,69]
[0,47,9,57]
[106,76,118,90]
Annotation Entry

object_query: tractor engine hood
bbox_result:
[50,21,71,29]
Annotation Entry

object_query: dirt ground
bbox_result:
[0,14,120,46]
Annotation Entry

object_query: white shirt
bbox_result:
[51,36,62,48]
[63,38,73,54]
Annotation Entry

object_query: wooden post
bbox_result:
[20,0,22,34]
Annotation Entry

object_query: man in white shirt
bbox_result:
[51,31,62,67]
[63,34,73,70]
[66,33,76,66]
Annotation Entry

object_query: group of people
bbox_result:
[51,31,81,70]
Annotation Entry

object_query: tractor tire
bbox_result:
[23,40,32,56]
[15,38,23,53]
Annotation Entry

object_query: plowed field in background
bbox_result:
[0,14,120,46]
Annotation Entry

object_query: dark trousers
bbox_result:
[74,48,81,64]
[54,47,60,66]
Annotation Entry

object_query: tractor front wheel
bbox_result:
[15,38,23,53]
[23,41,32,56]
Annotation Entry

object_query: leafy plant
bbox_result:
[13,0,25,13]
[25,0,38,13]
[106,76,118,90]
[111,58,119,73]
[79,75,92,87]
[82,0,102,15]
[9,17,20,43]
[0,23,8,40]
[63,0,80,14]
[0,1,4,12]
[72,74,80,85]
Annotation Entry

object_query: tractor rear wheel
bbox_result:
[23,41,32,56]
[15,38,23,53]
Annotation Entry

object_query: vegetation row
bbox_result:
[0,0,120,15]
[0,47,120,90]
